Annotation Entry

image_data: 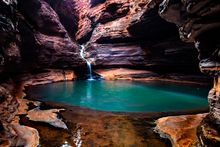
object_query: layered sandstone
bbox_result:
[18,0,83,69]
[74,0,200,71]
[158,0,220,145]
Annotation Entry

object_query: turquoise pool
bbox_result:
[26,80,209,112]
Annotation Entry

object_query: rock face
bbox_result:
[74,0,200,72]
[17,0,83,69]
[0,85,18,125]
[0,0,21,76]
[0,0,205,74]
[44,0,79,40]
[18,69,76,86]
[0,85,19,144]
[158,0,220,145]
[0,0,84,77]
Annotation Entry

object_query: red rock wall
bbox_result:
[158,0,220,145]
[74,0,200,71]
[17,0,83,69]
[0,0,204,75]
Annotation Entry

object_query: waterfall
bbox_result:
[79,45,94,81]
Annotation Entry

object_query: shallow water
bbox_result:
[26,80,209,112]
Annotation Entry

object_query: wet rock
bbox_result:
[27,108,68,129]
[155,113,207,147]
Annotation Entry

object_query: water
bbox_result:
[79,45,94,80]
[26,80,209,112]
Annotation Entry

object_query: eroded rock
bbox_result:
[17,98,41,115]
[10,117,40,147]
[17,0,84,68]
[155,113,208,147]
[27,108,68,129]
[158,0,220,145]
[18,69,76,86]
[95,68,210,85]
[0,85,18,125]
[95,68,159,80]
[0,0,21,75]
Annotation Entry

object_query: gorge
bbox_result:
[0,0,220,146]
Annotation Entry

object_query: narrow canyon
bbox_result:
[0,0,219,146]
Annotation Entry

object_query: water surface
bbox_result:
[26,80,209,112]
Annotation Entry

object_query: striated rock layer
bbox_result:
[17,0,84,69]
[158,0,220,145]
[0,0,207,75]
[74,0,200,72]
[0,0,216,145]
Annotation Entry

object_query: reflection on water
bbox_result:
[73,129,82,147]
[61,141,72,147]
[27,80,209,112]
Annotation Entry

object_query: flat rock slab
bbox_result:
[19,69,75,86]
[155,113,208,147]
[95,68,158,80]
[17,98,41,115]
[27,108,68,129]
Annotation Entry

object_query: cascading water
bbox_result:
[79,45,94,81]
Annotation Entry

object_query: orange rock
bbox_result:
[95,68,158,80]
[18,69,76,86]
[155,113,208,147]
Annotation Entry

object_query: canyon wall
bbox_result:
[0,0,216,145]
[158,0,220,145]
[0,0,84,80]
[0,0,203,76]
[75,0,200,72]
